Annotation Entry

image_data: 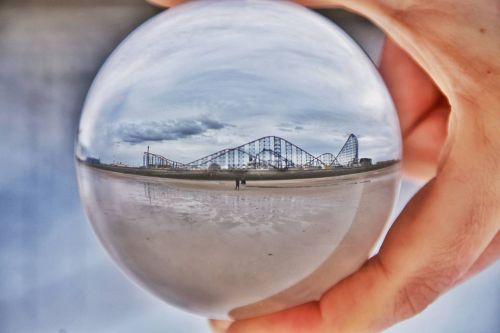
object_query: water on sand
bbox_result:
[77,163,400,319]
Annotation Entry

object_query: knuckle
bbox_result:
[394,263,460,318]
[397,276,440,317]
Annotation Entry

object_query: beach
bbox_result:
[77,162,400,319]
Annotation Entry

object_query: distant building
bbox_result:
[208,163,221,171]
[86,157,101,165]
[360,158,372,167]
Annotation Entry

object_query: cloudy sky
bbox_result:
[78,0,401,166]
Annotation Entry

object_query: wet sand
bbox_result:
[77,163,400,319]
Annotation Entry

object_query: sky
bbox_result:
[78,0,401,166]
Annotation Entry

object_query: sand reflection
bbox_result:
[77,163,399,319]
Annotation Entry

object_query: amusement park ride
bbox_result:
[143,134,359,171]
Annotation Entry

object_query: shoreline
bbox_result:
[77,161,400,191]
[78,159,400,182]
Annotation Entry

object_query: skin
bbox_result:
[149,0,500,332]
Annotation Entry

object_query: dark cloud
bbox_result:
[115,117,229,144]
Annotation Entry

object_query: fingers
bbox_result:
[146,0,182,7]
[227,302,324,333]
[379,38,445,136]
[147,0,344,9]
[379,38,450,180]
[456,232,500,285]
[400,102,449,180]
[209,319,232,333]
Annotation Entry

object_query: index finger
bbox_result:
[147,0,184,7]
[147,0,340,8]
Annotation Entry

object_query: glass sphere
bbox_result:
[76,0,401,320]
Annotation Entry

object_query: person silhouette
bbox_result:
[235,178,240,190]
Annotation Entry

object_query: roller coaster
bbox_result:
[143,134,359,170]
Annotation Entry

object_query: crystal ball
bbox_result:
[76,0,402,320]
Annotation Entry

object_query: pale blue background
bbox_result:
[0,1,498,332]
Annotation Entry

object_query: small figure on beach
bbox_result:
[241,178,246,186]
[235,178,240,190]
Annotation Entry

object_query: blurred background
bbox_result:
[0,0,498,332]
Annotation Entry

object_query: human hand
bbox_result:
[149,0,500,332]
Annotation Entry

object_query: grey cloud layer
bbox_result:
[79,0,401,166]
[115,118,230,144]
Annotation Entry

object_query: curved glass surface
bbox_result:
[76,0,401,319]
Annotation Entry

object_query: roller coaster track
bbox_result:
[144,134,358,170]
